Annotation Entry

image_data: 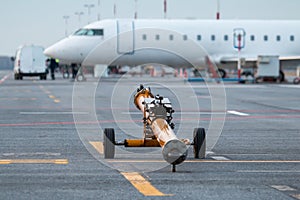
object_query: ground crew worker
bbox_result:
[49,58,58,80]
[71,63,79,80]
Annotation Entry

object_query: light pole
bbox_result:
[97,0,101,21]
[216,0,220,20]
[113,2,117,18]
[62,15,70,37]
[163,0,167,19]
[134,0,138,19]
[84,4,95,23]
[74,11,84,27]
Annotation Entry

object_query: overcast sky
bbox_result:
[1,0,300,56]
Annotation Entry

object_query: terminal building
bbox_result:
[0,56,14,70]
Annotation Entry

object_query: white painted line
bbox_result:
[150,85,266,89]
[19,112,89,115]
[122,112,226,115]
[227,110,249,116]
[122,112,143,115]
[192,95,211,99]
[220,153,298,156]
[206,151,215,155]
[109,160,300,164]
[278,85,300,88]
[271,185,296,191]
[211,156,230,161]
[2,152,61,157]
[176,112,226,115]
[237,170,300,173]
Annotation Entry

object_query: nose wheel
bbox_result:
[193,128,206,159]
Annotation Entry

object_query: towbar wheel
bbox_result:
[103,128,115,159]
[193,128,206,159]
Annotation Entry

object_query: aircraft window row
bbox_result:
[197,34,296,42]
[141,34,296,42]
[74,29,104,36]
[142,34,188,41]
[251,34,295,42]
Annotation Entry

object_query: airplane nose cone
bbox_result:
[44,45,56,58]
[44,36,95,64]
[44,37,71,60]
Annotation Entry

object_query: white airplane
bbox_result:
[44,19,300,81]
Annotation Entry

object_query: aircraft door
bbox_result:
[117,20,135,54]
[233,28,246,50]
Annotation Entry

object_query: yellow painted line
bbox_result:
[121,172,172,196]
[0,160,10,164]
[39,85,52,95]
[292,194,300,200]
[48,94,60,103]
[90,141,104,154]
[89,142,171,196]
[54,159,69,164]
[0,159,68,164]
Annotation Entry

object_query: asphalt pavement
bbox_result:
[0,70,299,199]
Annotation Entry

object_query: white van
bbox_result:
[14,45,48,80]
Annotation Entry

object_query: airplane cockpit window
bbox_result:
[73,29,104,36]
[74,29,87,35]
[93,29,104,36]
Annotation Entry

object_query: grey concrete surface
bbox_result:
[0,71,299,199]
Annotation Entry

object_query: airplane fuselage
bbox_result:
[44,19,300,69]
